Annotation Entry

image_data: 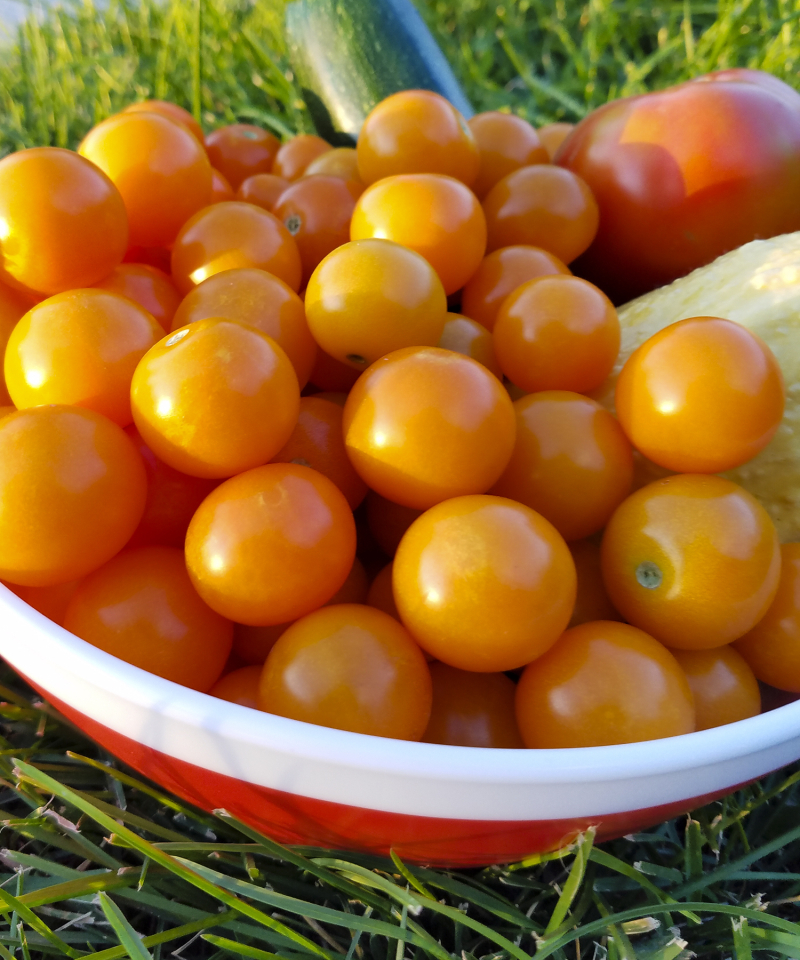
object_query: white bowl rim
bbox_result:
[3,580,800,788]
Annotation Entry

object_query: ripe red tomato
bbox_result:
[556,69,800,302]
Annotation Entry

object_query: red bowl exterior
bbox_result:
[3,584,800,867]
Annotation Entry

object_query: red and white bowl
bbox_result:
[2,581,800,867]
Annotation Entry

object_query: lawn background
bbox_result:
[1,1,800,957]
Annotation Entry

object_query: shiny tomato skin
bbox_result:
[350,174,486,295]
[273,135,331,181]
[0,405,147,586]
[467,111,548,199]
[237,173,290,211]
[601,474,781,650]
[94,263,181,331]
[258,603,432,740]
[124,424,219,550]
[79,111,212,249]
[5,288,162,427]
[343,346,516,510]
[273,175,362,283]
[516,620,696,747]
[0,148,128,298]
[270,396,368,510]
[170,201,302,296]
[209,665,262,708]
[734,543,800,692]
[670,646,760,731]
[393,494,576,672]
[0,281,33,405]
[210,169,235,203]
[170,267,316,388]
[63,545,233,692]
[305,239,447,370]
[556,71,800,302]
[438,313,502,379]
[185,462,356,626]
[130,317,300,479]
[124,100,204,144]
[205,124,280,190]
[423,662,525,747]
[357,90,479,187]
[491,391,633,542]
[615,316,785,474]
[460,245,571,332]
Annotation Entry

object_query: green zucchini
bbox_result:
[284,0,474,145]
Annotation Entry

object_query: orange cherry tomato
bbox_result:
[6,578,82,626]
[237,173,290,211]
[171,201,302,295]
[423,663,524,747]
[124,424,218,550]
[460,246,571,332]
[171,267,316,387]
[467,111,548,199]
[343,346,516,509]
[357,89,479,187]
[0,147,128,297]
[64,546,233,692]
[367,561,399,620]
[204,124,280,190]
[0,406,146,586]
[5,289,162,427]
[124,99,204,144]
[365,492,423,558]
[615,316,785,474]
[79,111,212,249]
[233,622,291,665]
[734,543,800,692]
[538,122,575,160]
[483,165,599,262]
[273,135,331,181]
[516,620,696,747]
[438,313,502,378]
[493,275,620,394]
[185,462,356,624]
[393,494,576,671]
[351,174,486,295]
[209,665,263,707]
[601,474,781,650]
[258,603,432,739]
[308,349,359,392]
[568,539,620,628]
[0,280,32,405]
[131,317,299,478]
[273,175,361,283]
[271,396,367,509]
[305,147,362,184]
[210,168,235,203]
[305,239,447,369]
[94,263,181,331]
[670,646,760,730]
[491,392,633,541]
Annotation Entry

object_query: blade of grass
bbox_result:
[13,759,336,959]
[98,892,154,960]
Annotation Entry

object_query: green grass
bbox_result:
[0,0,798,155]
[2,0,800,956]
[2,668,800,960]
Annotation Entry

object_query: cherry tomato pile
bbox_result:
[0,90,794,750]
